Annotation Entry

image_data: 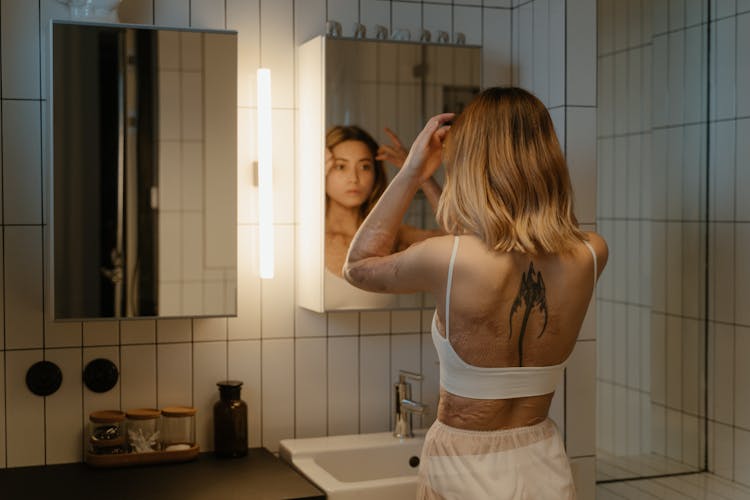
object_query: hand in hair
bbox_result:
[403,113,454,183]
[376,127,408,169]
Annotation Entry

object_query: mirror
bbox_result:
[296,36,480,312]
[51,21,238,320]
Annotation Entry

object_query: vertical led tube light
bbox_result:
[257,68,274,279]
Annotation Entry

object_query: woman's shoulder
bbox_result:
[582,231,609,275]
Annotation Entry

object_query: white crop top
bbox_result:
[431,236,598,399]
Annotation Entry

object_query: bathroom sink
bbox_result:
[279,430,426,500]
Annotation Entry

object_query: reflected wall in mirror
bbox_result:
[296,36,480,312]
[52,21,237,320]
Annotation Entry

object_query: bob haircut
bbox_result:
[325,125,388,218]
[437,87,586,254]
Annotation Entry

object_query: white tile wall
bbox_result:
[0,2,598,496]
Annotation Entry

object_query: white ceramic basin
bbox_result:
[279,430,426,500]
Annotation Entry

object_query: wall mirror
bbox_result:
[51,21,238,320]
[297,36,480,312]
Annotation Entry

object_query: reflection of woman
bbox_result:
[344,88,608,498]
[324,125,440,278]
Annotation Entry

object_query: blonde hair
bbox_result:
[437,87,585,254]
[325,125,387,218]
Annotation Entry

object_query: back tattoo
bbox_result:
[509,262,548,366]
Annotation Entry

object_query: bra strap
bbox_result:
[583,240,597,288]
[445,236,460,340]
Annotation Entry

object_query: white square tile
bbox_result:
[229,0,260,108]
[260,0,294,108]
[711,18,736,121]
[714,0,737,17]
[4,226,43,349]
[390,1,420,41]
[453,6,481,46]
[650,313,666,405]
[566,107,596,225]
[328,336,359,435]
[45,320,81,348]
[3,100,42,224]
[681,318,701,415]
[667,128,684,221]
[327,0,358,37]
[613,137,627,218]
[295,338,327,437]
[261,225,295,338]
[181,142,203,212]
[193,341,227,451]
[5,349,45,467]
[668,0,686,30]
[227,340,262,447]
[120,320,156,345]
[360,335,391,433]
[738,14,750,116]
[566,0,596,106]
[482,8,511,87]
[711,124,736,220]
[121,344,157,410]
[360,0,389,37]
[626,305,640,387]
[82,320,119,347]
[681,224,704,318]
[272,110,296,224]
[682,413,701,467]
[736,225,750,326]
[597,381,613,452]
[666,408,682,461]
[194,318,227,342]
[596,301,613,382]
[155,0,189,26]
[391,310,420,334]
[157,318,192,343]
[328,311,359,336]
[626,389,641,455]
[549,377,564,433]
[651,35,669,128]
[190,0,225,28]
[484,0,511,6]
[710,223,735,323]
[665,315,683,410]
[626,135,642,220]
[118,0,154,23]
[597,138,613,219]
[665,223,683,315]
[1,0,40,99]
[612,0,628,51]
[710,421,734,480]
[360,311,389,335]
[531,0,550,106]
[548,0,565,107]
[566,340,596,457]
[627,0,642,46]
[230,226,261,340]
[737,119,750,221]
[713,323,735,425]
[43,349,83,465]
[684,25,707,124]
[682,125,704,221]
[157,342,193,407]
[736,428,750,487]
[613,386,628,453]
[516,4,533,90]
[597,0,613,55]
[261,339,295,452]
[651,403,666,455]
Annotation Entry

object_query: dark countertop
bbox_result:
[0,448,325,500]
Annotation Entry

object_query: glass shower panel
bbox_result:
[595,0,708,482]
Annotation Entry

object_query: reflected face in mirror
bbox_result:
[324,126,387,277]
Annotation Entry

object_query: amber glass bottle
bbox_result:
[213,380,248,458]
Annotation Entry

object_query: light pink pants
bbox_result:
[417,418,576,500]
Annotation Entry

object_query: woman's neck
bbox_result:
[326,201,362,235]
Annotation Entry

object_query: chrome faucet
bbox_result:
[394,370,427,438]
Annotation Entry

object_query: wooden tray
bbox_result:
[85,445,200,468]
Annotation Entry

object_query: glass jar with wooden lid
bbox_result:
[88,410,127,454]
[125,408,161,452]
[161,406,197,451]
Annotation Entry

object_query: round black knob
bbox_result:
[83,358,119,393]
[409,456,420,468]
[26,361,63,397]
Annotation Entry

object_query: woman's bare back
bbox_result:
[432,232,607,430]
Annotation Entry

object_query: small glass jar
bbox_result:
[161,406,196,451]
[88,410,127,455]
[125,408,161,452]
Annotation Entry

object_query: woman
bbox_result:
[343,87,607,499]
[324,126,442,308]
